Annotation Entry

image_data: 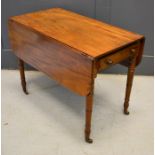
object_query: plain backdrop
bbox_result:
[1,0,154,75]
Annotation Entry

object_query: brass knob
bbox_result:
[105,59,113,65]
[131,48,136,53]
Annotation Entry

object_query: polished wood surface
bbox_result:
[96,42,139,71]
[85,89,94,143]
[10,8,144,60]
[124,51,137,115]
[8,8,145,143]
[18,59,28,95]
[9,21,94,96]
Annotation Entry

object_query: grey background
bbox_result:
[2,0,154,75]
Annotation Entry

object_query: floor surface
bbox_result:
[2,70,154,155]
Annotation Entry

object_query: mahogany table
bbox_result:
[9,8,145,143]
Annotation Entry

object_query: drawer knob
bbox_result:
[131,48,136,53]
[105,59,113,65]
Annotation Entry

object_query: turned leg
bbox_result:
[124,54,137,115]
[85,86,94,143]
[18,59,28,94]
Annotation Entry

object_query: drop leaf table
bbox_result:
[8,8,145,143]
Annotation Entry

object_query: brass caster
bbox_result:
[24,91,29,95]
[23,89,29,95]
[124,109,130,115]
[85,137,93,143]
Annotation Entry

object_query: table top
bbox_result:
[10,8,144,58]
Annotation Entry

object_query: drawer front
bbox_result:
[97,43,139,71]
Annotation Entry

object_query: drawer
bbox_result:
[96,43,139,71]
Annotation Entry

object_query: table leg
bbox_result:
[18,58,28,95]
[124,55,137,115]
[85,87,94,143]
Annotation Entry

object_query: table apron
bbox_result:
[96,43,139,72]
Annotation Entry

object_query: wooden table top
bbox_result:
[10,8,144,58]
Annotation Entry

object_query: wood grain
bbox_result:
[9,21,94,96]
[9,8,144,60]
[96,43,139,71]
[18,58,28,94]
[124,51,137,115]
[8,8,146,143]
